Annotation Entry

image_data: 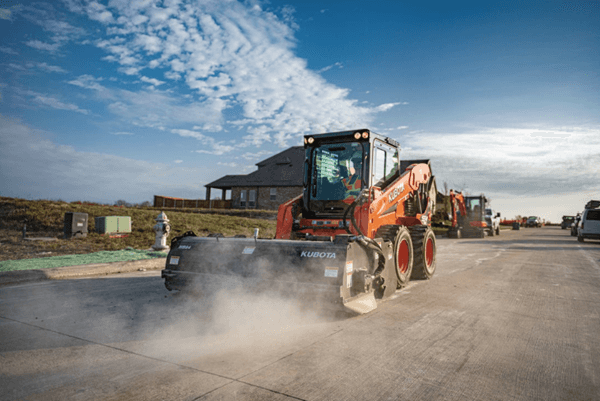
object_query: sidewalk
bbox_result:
[0,257,166,287]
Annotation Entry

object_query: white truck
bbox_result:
[485,208,501,236]
[577,200,600,242]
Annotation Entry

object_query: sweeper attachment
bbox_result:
[162,129,437,314]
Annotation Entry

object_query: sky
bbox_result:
[0,0,599,223]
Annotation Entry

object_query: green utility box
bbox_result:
[95,216,132,234]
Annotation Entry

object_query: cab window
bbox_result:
[372,140,398,188]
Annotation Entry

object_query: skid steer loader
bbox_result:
[162,129,437,313]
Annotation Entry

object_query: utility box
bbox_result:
[95,216,132,234]
[64,212,88,239]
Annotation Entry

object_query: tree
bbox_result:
[114,199,131,207]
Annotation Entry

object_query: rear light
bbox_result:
[470,221,487,228]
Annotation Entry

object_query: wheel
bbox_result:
[495,226,500,236]
[578,235,584,243]
[410,226,436,280]
[490,228,495,236]
[393,227,414,288]
[456,229,462,239]
[375,225,413,289]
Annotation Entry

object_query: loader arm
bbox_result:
[449,189,467,228]
[275,194,302,239]
[367,162,436,238]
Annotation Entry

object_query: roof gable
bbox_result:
[206,146,304,188]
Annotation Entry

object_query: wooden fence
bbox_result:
[153,195,231,209]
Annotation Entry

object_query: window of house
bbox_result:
[240,190,246,207]
[249,190,256,207]
[270,188,277,201]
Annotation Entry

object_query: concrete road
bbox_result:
[1,227,600,400]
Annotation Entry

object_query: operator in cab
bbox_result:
[340,151,363,203]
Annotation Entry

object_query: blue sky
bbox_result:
[1,0,598,222]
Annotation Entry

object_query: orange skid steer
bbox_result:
[162,129,437,313]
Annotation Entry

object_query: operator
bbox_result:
[341,151,362,203]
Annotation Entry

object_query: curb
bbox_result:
[0,258,166,287]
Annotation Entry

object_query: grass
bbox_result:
[0,196,278,261]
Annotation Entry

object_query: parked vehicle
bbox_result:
[577,201,600,242]
[485,208,501,236]
[525,216,542,228]
[561,215,575,229]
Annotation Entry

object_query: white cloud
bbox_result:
[0,116,208,202]
[25,90,90,115]
[242,150,273,161]
[25,40,61,52]
[0,45,18,55]
[68,74,223,129]
[74,0,397,146]
[399,126,600,198]
[172,128,235,155]
[318,62,343,73]
[217,161,238,167]
[68,75,108,92]
[19,5,87,52]
[33,62,68,73]
[140,76,165,86]
[86,1,114,24]
[112,131,134,135]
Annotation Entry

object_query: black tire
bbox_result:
[410,226,436,280]
[394,227,414,287]
[578,235,584,243]
[490,228,495,236]
[495,226,500,236]
[456,229,462,239]
[377,225,414,288]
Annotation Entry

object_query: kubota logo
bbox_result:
[388,183,405,203]
[300,251,336,259]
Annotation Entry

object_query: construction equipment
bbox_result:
[162,129,437,314]
[561,216,575,230]
[447,191,494,238]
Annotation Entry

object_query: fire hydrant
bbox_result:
[152,211,171,251]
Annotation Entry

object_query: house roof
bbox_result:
[205,146,304,188]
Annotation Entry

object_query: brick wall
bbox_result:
[231,186,302,210]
